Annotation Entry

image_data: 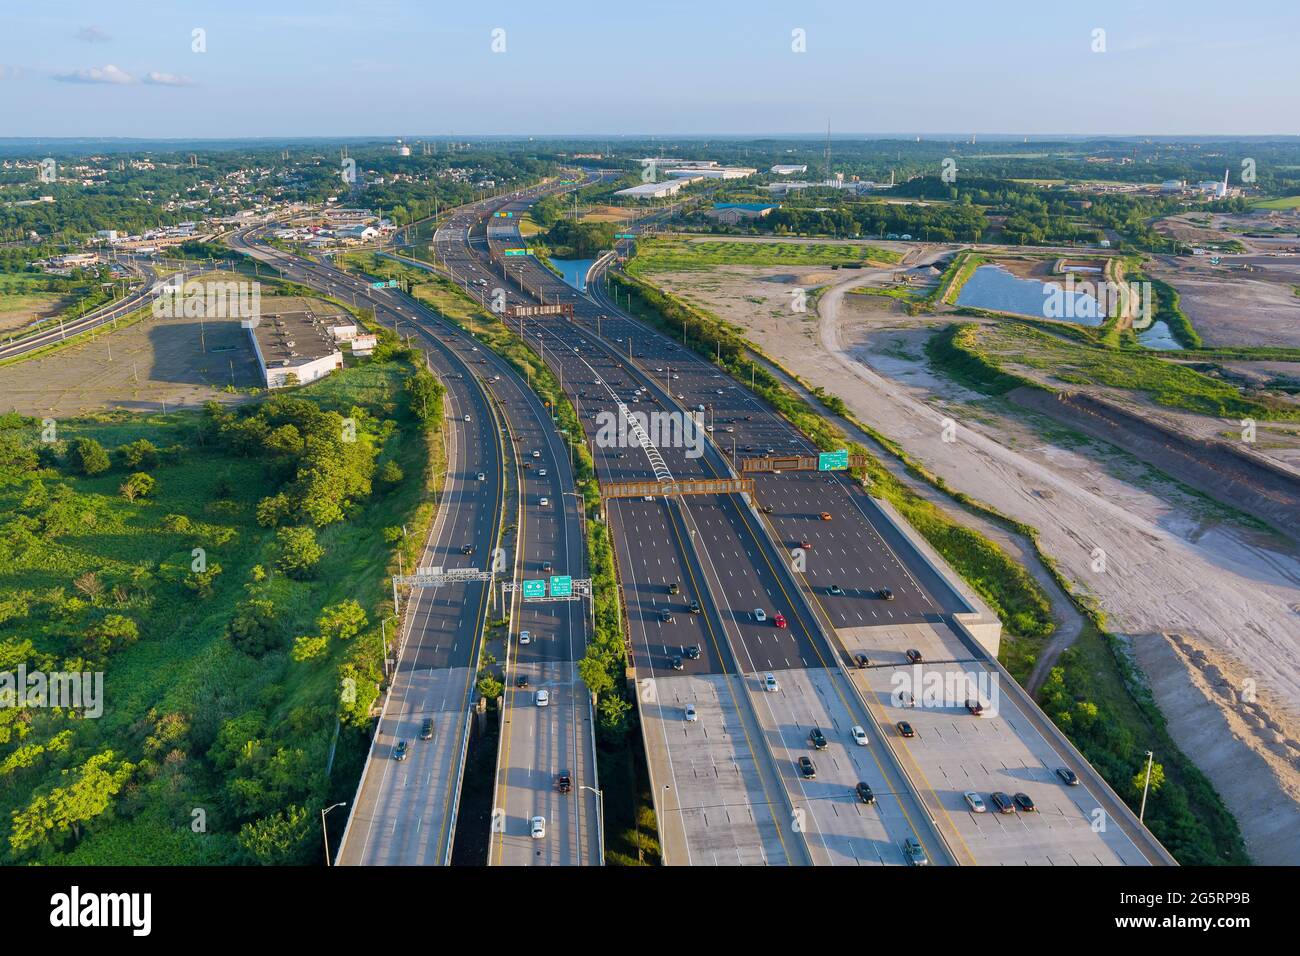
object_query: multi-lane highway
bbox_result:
[434,183,1174,866]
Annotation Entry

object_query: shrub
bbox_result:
[116,439,159,471]
[67,437,110,476]
[120,472,156,501]
[225,599,282,657]
[276,526,323,580]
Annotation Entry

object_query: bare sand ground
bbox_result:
[652,259,1300,863]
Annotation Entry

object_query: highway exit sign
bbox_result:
[549,575,573,598]
[818,450,849,471]
[503,248,529,257]
[370,279,398,289]
[522,579,546,599]
[615,233,635,239]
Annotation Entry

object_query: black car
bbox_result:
[965,699,984,716]
[461,544,475,555]
[542,561,553,573]
[557,771,572,794]
[855,782,876,805]
[809,727,828,750]
[896,721,915,738]
[393,740,409,762]
[798,756,817,779]
[688,601,702,614]
[990,791,1016,814]
[659,609,673,623]
[854,653,870,669]
[515,674,529,688]
[1013,792,1037,813]
[1056,767,1080,786]
[829,584,845,596]
[905,648,923,664]
[685,645,701,660]
[420,718,434,740]
[670,656,684,671]
[760,505,774,514]
[879,588,894,601]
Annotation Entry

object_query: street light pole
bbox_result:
[1138,751,1155,824]
[321,801,347,866]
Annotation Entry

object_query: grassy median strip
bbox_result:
[627,237,899,275]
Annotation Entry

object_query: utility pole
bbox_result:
[1138,751,1155,823]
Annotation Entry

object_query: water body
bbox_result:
[1137,321,1185,350]
[551,257,597,293]
[957,264,1105,326]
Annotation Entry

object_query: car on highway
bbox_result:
[809,727,828,750]
[461,544,475,555]
[965,699,984,716]
[753,608,767,623]
[659,609,673,623]
[773,612,787,629]
[896,721,915,738]
[688,600,702,614]
[990,791,1016,814]
[530,816,546,839]
[854,653,870,669]
[668,582,680,595]
[542,561,552,572]
[685,644,700,660]
[557,771,572,794]
[476,472,486,481]
[519,630,531,645]
[963,791,987,813]
[515,674,528,688]
[905,648,923,664]
[463,414,472,422]
[539,496,549,507]
[393,740,409,762]
[879,587,894,601]
[1014,792,1037,812]
[1056,767,1080,786]
[819,511,832,521]
[855,782,876,805]
[535,690,549,707]
[684,704,697,722]
[903,838,929,866]
[670,656,684,671]
[760,505,774,514]
[532,450,541,459]
[763,672,779,692]
[829,584,845,596]
[420,718,434,741]
[797,756,817,779]
[850,725,869,746]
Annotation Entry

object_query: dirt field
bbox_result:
[1149,255,1300,349]
[0,292,344,418]
[651,258,1300,862]
[0,291,69,334]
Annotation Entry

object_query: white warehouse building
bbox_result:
[246,308,345,389]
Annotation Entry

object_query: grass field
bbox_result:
[1250,195,1300,210]
[627,238,900,275]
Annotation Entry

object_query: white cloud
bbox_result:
[55,63,134,84]
[143,71,194,87]
[75,26,112,43]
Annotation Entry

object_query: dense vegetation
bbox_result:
[0,346,444,864]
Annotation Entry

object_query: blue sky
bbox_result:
[1,0,1297,138]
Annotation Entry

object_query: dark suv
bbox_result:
[990,791,1016,814]
[419,718,434,740]
[809,727,828,751]
[798,756,817,779]
[557,771,572,794]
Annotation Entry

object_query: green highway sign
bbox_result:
[549,575,573,598]
[522,579,546,599]
[370,279,398,289]
[818,449,849,471]
[615,233,635,239]
[493,211,514,218]
[503,248,529,257]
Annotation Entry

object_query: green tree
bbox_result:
[1133,760,1166,798]
[8,751,134,855]
[119,472,156,501]
[116,438,159,470]
[276,526,324,580]
[81,614,139,659]
[237,805,314,865]
[67,437,110,476]
[225,599,283,657]
[317,599,367,641]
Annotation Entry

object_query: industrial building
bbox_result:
[246,305,346,389]
[705,202,779,224]
[665,166,756,179]
[614,178,698,200]
[770,164,807,174]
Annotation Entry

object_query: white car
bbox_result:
[535,689,549,707]
[477,472,486,481]
[964,791,987,814]
[463,414,472,423]
[538,468,548,477]
[532,450,541,459]
[753,608,767,623]
[539,497,549,507]
[763,672,779,693]
[851,725,869,746]
[684,704,697,722]
[519,630,531,645]
[530,815,546,839]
